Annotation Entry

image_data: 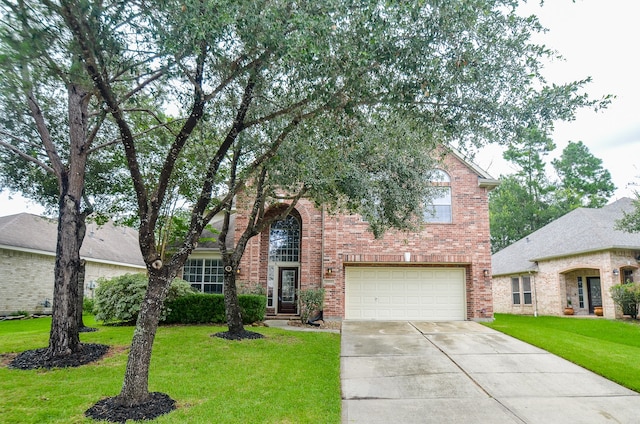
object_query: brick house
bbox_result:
[0,213,145,315]
[186,149,498,321]
[492,198,640,319]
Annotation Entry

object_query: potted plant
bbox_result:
[564,297,574,315]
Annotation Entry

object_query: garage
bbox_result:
[344,267,466,320]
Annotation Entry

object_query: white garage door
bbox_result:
[345,267,466,320]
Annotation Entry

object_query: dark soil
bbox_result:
[8,343,109,370]
[85,392,176,423]
[212,329,265,340]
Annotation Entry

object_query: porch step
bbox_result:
[267,314,299,320]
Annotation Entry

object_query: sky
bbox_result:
[475,0,640,200]
[1,0,638,217]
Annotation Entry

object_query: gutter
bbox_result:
[531,245,640,263]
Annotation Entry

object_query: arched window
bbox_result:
[269,215,301,262]
[424,169,452,223]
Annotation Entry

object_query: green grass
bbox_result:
[0,316,341,424]
[485,314,640,392]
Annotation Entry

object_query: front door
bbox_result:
[278,267,298,314]
[587,277,602,314]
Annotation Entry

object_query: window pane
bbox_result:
[577,277,584,308]
[522,276,531,292]
[431,169,451,182]
[183,258,223,293]
[522,276,532,305]
[269,215,301,262]
[511,277,521,305]
[424,187,452,223]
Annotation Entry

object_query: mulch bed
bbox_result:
[85,392,176,423]
[212,330,265,340]
[8,343,109,370]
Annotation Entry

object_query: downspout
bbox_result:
[530,270,538,317]
[321,205,325,284]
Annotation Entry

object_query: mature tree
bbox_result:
[552,140,616,210]
[0,1,168,365]
[0,1,112,360]
[50,0,604,418]
[490,137,615,252]
[489,126,557,252]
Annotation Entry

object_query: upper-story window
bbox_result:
[424,169,452,223]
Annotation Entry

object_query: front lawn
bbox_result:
[485,314,640,392]
[0,316,341,424]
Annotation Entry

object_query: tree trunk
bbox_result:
[76,259,86,329]
[46,82,90,358]
[116,270,173,407]
[47,194,82,357]
[223,268,245,335]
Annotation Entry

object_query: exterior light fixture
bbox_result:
[483,269,489,277]
[326,268,333,275]
[613,269,619,276]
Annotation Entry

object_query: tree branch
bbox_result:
[0,137,55,174]
[24,88,65,178]
[189,70,257,222]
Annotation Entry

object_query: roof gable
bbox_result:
[446,147,500,190]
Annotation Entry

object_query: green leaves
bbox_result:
[616,196,640,234]
[552,141,615,209]
[490,134,616,252]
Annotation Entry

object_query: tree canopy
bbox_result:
[2,0,608,418]
[552,140,616,209]
[490,137,616,252]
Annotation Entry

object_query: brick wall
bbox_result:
[0,247,145,315]
[234,152,495,320]
[492,249,640,318]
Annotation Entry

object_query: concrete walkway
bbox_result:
[341,321,640,423]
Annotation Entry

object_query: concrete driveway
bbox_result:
[341,321,640,423]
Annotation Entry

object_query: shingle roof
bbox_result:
[0,213,144,267]
[492,198,640,276]
[193,213,236,250]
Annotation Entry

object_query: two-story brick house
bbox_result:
[185,149,498,321]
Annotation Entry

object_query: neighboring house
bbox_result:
[186,149,499,321]
[492,198,640,319]
[0,213,145,315]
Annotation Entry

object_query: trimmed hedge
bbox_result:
[164,293,266,325]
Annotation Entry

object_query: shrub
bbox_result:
[610,282,640,319]
[240,294,267,323]
[298,288,325,323]
[93,273,195,324]
[83,297,95,315]
[164,293,266,325]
